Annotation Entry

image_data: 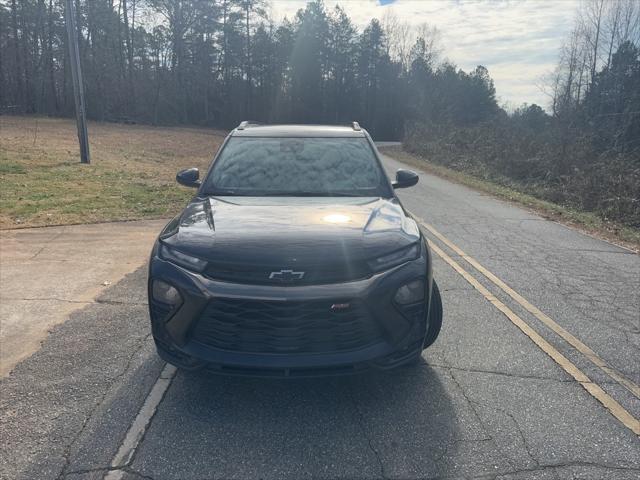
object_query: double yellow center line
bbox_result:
[412,215,640,436]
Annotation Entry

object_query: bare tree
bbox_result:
[581,0,606,90]
[382,12,440,73]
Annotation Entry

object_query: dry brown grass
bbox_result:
[380,146,639,251]
[0,116,225,228]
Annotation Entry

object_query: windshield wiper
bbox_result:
[326,191,365,197]
[206,189,371,197]
[207,189,242,196]
[259,191,365,197]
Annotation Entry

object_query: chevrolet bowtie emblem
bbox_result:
[269,269,305,281]
[331,303,351,311]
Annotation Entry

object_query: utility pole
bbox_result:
[64,0,90,164]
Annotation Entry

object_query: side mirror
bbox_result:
[176,168,200,188]
[392,169,419,189]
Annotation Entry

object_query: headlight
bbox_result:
[151,279,182,306]
[394,279,425,305]
[368,243,420,273]
[159,244,207,272]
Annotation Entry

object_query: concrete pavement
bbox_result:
[0,220,166,376]
[1,151,639,480]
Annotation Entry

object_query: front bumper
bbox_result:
[148,247,432,377]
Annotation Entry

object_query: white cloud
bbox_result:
[270,0,579,109]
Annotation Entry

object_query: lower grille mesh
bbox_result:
[191,298,382,354]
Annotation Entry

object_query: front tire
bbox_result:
[423,280,443,349]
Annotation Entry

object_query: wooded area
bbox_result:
[0,0,638,227]
[0,0,497,139]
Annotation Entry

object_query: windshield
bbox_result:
[203,137,391,197]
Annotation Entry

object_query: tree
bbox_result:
[239,0,268,117]
[358,19,387,135]
[586,41,640,152]
[326,5,357,123]
[289,0,329,122]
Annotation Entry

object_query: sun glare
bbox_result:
[323,214,351,224]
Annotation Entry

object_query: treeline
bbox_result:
[0,0,497,139]
[405,0,640,228]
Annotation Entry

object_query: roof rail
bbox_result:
[237,120,260,130]
[351,121,361,131]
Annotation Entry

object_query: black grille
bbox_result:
[191,298,382,354]
[203,261,370,285]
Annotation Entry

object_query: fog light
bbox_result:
[152,279,182,306]
[394,279,425,305]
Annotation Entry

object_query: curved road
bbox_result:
[1,148,638,480]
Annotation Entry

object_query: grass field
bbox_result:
[0,116,225,228]
[379,146,639,251]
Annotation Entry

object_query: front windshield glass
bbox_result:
[203,137,391,197]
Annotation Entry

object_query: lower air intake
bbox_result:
[191,298,382,354]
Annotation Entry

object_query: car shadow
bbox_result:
[131,362,460,479]
[3,264,460,480]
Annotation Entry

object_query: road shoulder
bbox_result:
[0,219,166,376]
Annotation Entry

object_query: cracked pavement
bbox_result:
[1,152,639,479]
[0,220,167,376]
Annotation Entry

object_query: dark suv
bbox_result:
[148,122,443,376]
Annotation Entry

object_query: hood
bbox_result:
[161,196,420,270]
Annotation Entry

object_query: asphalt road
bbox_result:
[1,149,639,480]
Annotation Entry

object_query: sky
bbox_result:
[270,0,580,110]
